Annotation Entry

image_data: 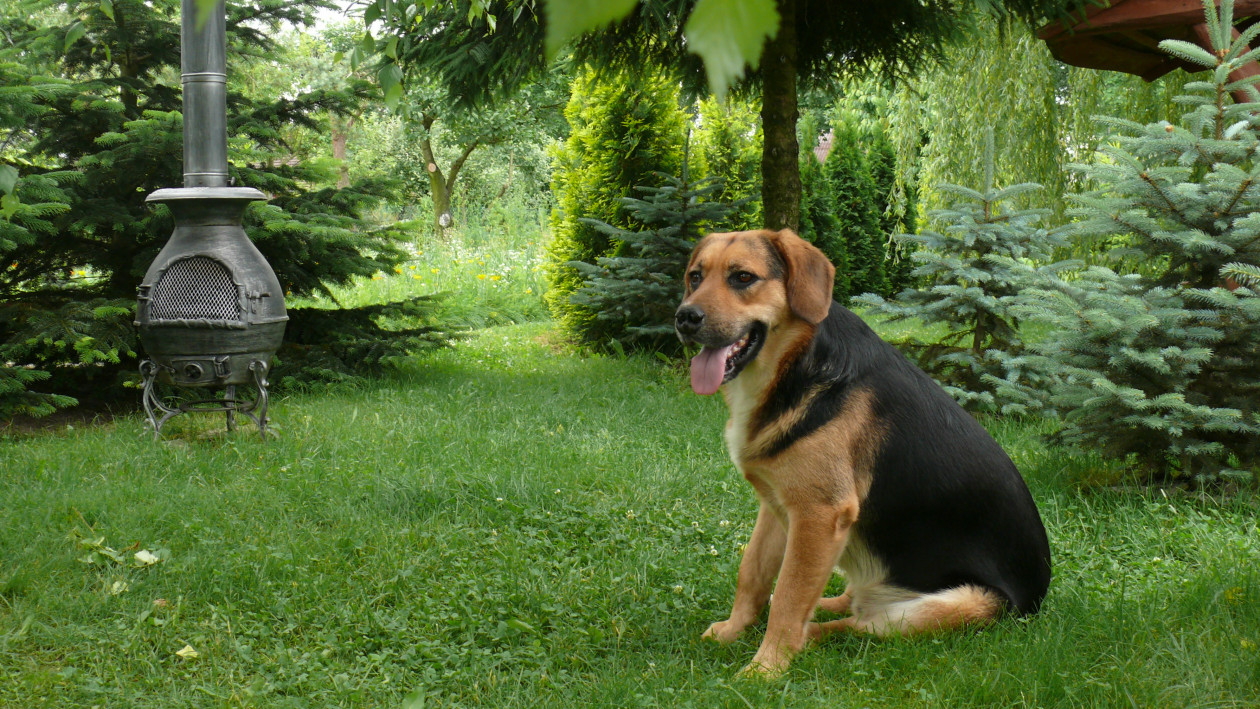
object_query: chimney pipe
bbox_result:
[181,0,229,187]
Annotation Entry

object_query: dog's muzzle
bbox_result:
[675,305,705,341]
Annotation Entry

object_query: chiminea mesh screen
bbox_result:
[149,256,240,321]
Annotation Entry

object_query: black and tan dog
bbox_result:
[676,229,1051,676]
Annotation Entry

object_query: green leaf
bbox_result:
[364,1,381,26]
[684,0,779,100]
[64,20,86,53]
[100,0,114,20]
[1,192,20,220]
[506,618,535,634]
[542,0,639,60]
[378,63,404,110]
[0,165,17,195]
[385,36,398,60]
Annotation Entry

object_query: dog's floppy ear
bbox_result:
[768,229,835,324]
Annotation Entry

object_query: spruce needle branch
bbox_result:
[1140,172,1187,223]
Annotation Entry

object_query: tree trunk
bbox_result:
[331,116,356,189]
[417,114,453,237]
[760,0,800,232]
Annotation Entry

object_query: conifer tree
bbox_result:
[567,148,744,355]
[856,129,1069,412]
[997,0,1260,484]
[797,149,851,298]
[867,130,919,294]
[822,120,889,299]
[692,97,762,231]
[0,60,77,417]
[544,67,686,345]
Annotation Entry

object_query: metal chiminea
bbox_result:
[136,0,287,437]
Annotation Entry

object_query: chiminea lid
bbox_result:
[147,187,267,204]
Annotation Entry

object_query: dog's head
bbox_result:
[675,229,835,395]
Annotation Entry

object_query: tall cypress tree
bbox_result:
[867,129,919,294]
[822,120,889,299]
[567,148,745,355]
[544,66,686,346]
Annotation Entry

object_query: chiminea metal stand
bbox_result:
[135,0,287,439]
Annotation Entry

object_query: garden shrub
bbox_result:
[0,0,454,412]
[692,96,762,231]
[566,150,746,356]
[544,66,686,346]
[823,120,890,299]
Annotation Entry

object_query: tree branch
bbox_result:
[445,138,480,193]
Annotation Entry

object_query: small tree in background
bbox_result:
[0,59,76,418]
[798,150,851,298]
[856,129,1069,412]
[692,96,762,231]
[544,67,686,345]
[868,129,919,294]
[0,0,454,406]
[996,0,1260,485]
[823,119,890,299]
[567,150,745,355]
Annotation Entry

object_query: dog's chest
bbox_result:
[721,375,763,470]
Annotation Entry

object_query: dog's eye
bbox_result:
[687,271,702,288]
[731,271,758,287]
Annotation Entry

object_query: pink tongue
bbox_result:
[690,344,735,395]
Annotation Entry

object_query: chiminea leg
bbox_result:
[225,384,236,432]
[251,360,271,440]
[139,360,180,439]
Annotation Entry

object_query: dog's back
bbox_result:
[794,303,1051,614]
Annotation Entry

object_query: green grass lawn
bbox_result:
[3,324,1259,707]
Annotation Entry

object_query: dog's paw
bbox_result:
[701,620,745,644]
[737,656,788,680]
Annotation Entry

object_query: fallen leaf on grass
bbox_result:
[175,644,199,659]
[133,549,165,567]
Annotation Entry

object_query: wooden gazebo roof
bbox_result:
[1039,0,1260,100]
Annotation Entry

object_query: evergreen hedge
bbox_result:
[544,67,686,346]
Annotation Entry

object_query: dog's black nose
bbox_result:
[675,305,705,337]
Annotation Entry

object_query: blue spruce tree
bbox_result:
[857,128,1069,412]
[998,0,1260,485]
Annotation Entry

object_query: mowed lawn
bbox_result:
[2,324,1259,708]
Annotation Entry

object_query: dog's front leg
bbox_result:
[743,500,856,677]
[703,501,785,644]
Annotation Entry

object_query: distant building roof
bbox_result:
[812,130,834,164]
